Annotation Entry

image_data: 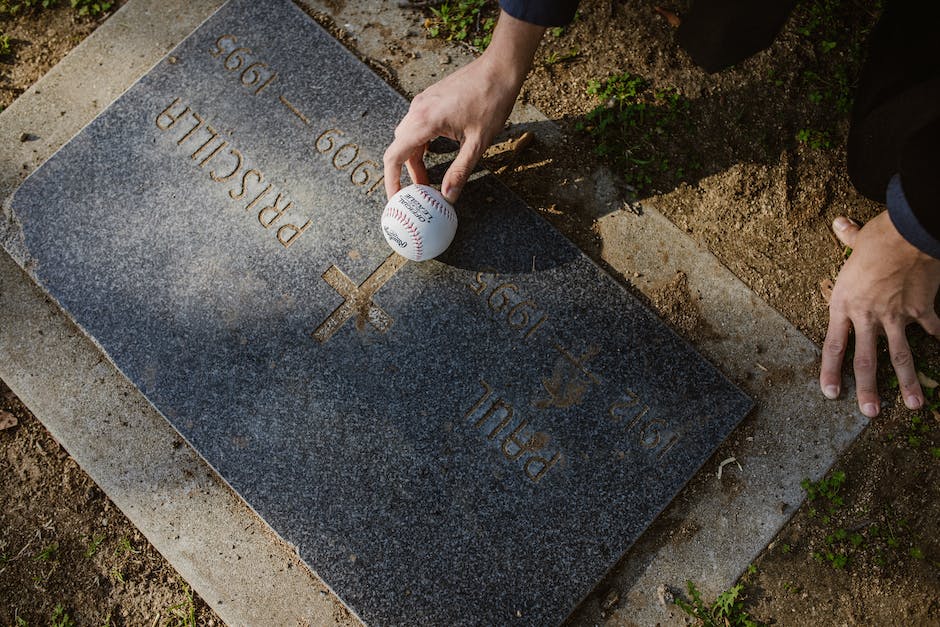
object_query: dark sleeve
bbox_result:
[892,117,940,257]
[676,0,797,73]
[498,0,580,26]
[845,0,940,255]
[888,173,940,259]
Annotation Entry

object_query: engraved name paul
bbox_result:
[463,271,689,470]
[463,380,561,484]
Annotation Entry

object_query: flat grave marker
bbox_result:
[1,0,752,623]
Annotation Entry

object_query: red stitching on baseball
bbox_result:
[416,188,457,223]
[385,205,424,259]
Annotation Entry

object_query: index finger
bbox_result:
[383,125,434,199]
[382,135,414,199]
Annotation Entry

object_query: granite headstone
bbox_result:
[1,0,752,624]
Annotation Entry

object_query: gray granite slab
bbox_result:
[1,0,752,624]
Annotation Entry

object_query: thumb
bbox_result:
[442,135,484,204]
[832,216,860,247]
[918,309,940,338]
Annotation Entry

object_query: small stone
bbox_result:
[84,485,101,503]
[601,589,620,611]
[0,409,17,431]
[656,584,674,606]
[439,53,451,65]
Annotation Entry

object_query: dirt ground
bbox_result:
[1,0,938,625]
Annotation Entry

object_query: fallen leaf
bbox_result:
[932,409,940,423]
[509,130,534,153]
[917,371,939,389]
[819,278,834,304]
[653,6,681,28]
[0,409,17,431]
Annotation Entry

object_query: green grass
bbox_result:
[0,0,111,16]
[801,467,933,571]
[577,71,692,193]
[676,579,762,627]
[791,0,882,150]
[424,0,497,50]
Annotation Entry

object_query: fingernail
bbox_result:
[823,385,839,399]
[905,395,922,409]
[862,402,879,417]
[833,217,851,231]
[443,185,461,204]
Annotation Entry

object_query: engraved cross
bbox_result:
[312,253,408,343]
[534,344,602,409]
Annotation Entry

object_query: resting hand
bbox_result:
[383,11,545,203]
[820,211,940,416]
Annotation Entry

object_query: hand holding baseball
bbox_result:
[381,184,458,261]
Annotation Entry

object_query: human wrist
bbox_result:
[478,9,545,88]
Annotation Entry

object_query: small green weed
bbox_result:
[0,34,11,56]
[676,580,762,627]
[0,0,111,16]
[33,542,59,562]
[0,0,56,14]
[114,536,138,556]
[109,567,125,583]
[70,0,111,16]
[577,72,692,193]
[544,47,579,66]
[795,128,832,149]
[425,0,497,50]
[84,533,106,557]
[50,604,75,627]
[165,583,198,627]
[801,470,846,506]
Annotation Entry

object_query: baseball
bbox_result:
[381,184,458,261]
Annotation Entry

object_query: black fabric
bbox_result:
[676,0,798,73]
[498,0,579,27]
[846,1,940,204]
